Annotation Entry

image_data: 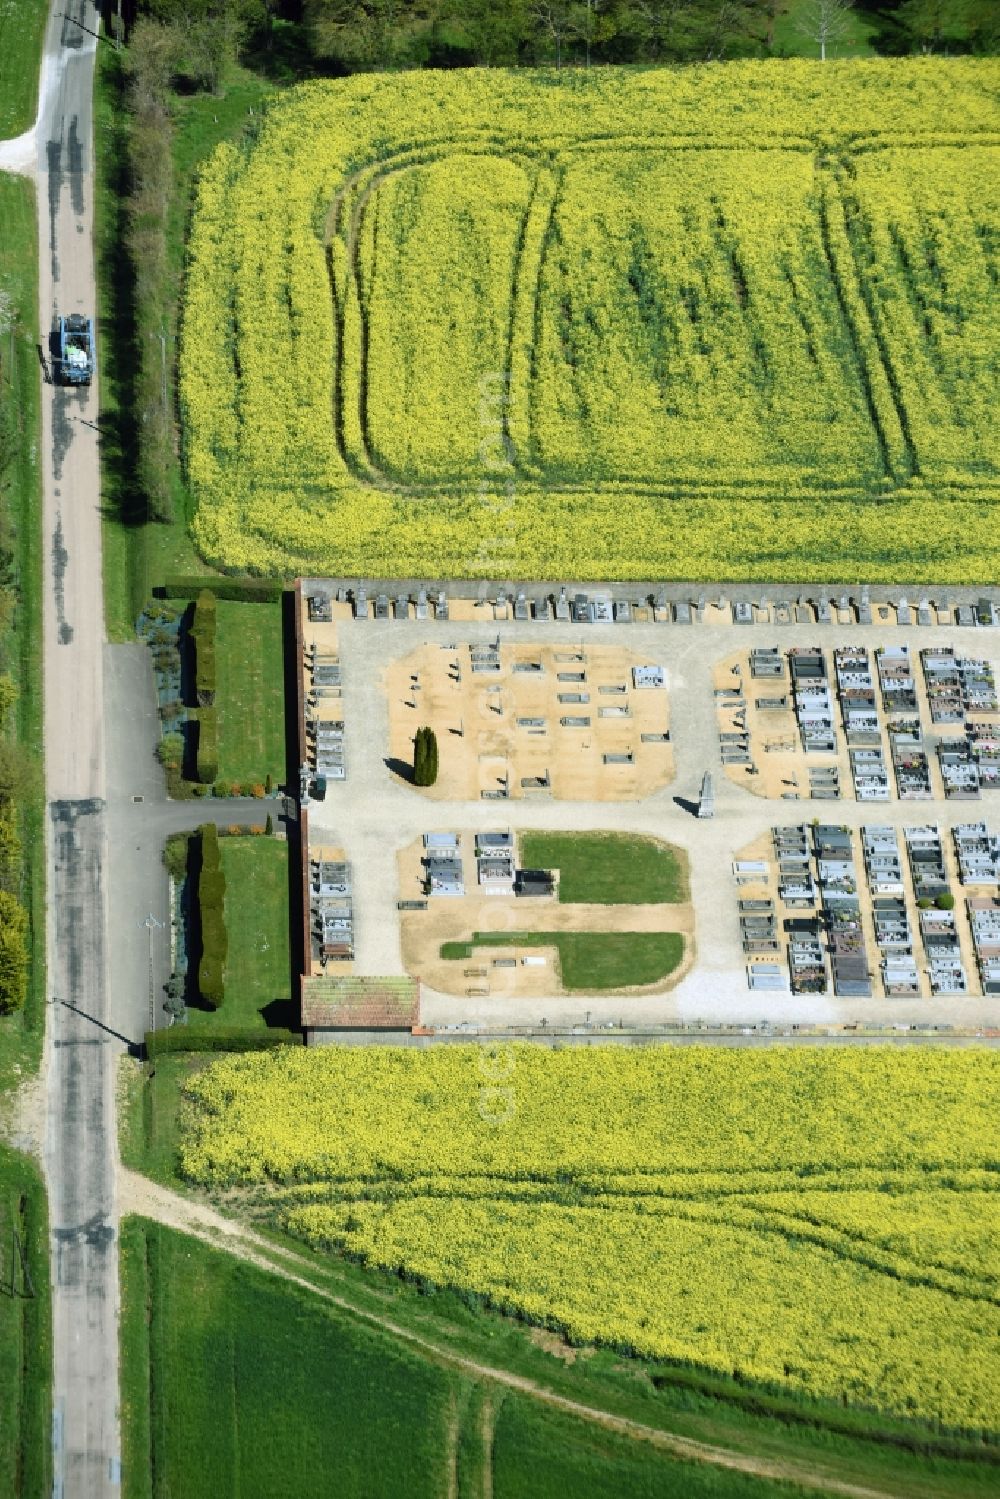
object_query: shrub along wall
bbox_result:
[161,577,284,604]
[190,588,217,706]
[195,710,218,784]
[197,822,227,1008]
[145,1027,298,1057]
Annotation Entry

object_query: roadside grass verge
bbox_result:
[120,1054,204,1184]
[0,0,47,137]
[440,931,684,990]
[0,1146,52,1498]
[0,174,45,1091]
[214,601,286,786]
[112,1070,1000,1499]
[95,50,279,641]
[519,832,688,905]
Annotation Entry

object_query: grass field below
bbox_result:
[214,601,286,786]
[519,832,687,905]
[119,1216,459,1499]
[440,930,685,990]
[0,1146,51,1498]
[0,174,45,1092]
[0,0,47,137]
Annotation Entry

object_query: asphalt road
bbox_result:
[29,2,121,1492]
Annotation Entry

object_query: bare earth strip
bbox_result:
[118,1168,907,1499]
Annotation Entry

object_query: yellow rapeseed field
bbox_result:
[178,1044,1000,1430]
[178,61,1000,582]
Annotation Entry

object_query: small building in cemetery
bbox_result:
[301,976,421,1042]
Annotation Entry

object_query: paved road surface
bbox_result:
[105,642,288,1048]
[27,1,121,1492]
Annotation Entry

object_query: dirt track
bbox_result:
[119,1167,913,1499]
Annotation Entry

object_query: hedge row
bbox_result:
[191,588,217,707]
[195,709,218,785]
[145,1027,299,1057]
[160,576,284,603]
[197,823,228,1008]
[0,888,29,1015]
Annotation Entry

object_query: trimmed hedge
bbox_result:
[160,576,284,603]
[145,1027,299,1057]
[190,588,217,707]
[197,823,227,1009]
[195,710,219,785]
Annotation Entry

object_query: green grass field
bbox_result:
[492,1395,796,1498]
[440,931,684,990]
[186,837,291,1030]
[120,1216,457,1499]
[0,0,47,137]
[519,832,687,905]
[214,601,286,786]
[0,174,45,1093]
[0,1146,51,1498]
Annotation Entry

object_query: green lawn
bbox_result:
[120,1216,459,1499]
[188,837,291,1030]
[0,1147,51,1498]
[440,931,684,991]
[214,601,286,786]
[771,0,877,59]
[0,0,46,137]
[97,53,280,641]
[0,174,45,1092]
[519,833,687,905]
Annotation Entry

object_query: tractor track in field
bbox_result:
[120,1166,915,1499]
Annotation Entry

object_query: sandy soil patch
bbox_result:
[386,641,673,801]
[398,835,694,1000]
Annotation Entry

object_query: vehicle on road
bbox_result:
[58,313,94,384]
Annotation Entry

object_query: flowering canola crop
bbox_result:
[179,62,1000,580]
[179,1044,1000,1430]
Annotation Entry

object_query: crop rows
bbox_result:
[178,1044,1000,1430]
[179,62,1000,579]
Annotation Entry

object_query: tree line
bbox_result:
[117,0,1000,78]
